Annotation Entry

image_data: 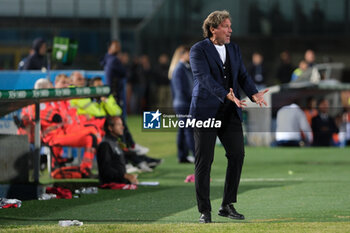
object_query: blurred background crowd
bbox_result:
[0,0,350,147]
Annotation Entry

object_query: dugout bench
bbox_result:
[0,86,110,184]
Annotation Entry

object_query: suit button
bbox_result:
[224,76,227,79]
[223,66,226,69]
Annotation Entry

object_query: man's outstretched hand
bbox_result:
[252,89,269,107]
[226,88,247,108]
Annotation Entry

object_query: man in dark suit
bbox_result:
[189,10,268,223]
[311,99,338,146]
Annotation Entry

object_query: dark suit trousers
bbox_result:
[194,102,245,213]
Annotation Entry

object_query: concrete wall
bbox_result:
[0,134,30,183]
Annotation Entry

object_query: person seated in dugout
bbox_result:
[19,78,100,178]
[69,72,161,172]
[54,73,104,137]
[68,71,107,132]
[51,74,103,169]
[97,116,162,184]
[97,116,138,184]
[89,76,145,152]
[54,74,149,175]
[69,72,149,155]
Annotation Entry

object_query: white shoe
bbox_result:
[126,164,140,173]
[186,155,195,163]
[138,161,153,172]
[130,144,149,155]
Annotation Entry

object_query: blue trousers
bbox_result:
[174,106,195,161]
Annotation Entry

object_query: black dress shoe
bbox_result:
[199,211,212,223]
[147,158,164,168]
[218,204,245,220]
[179,158,194,164]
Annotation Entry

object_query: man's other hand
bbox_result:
[252,89,269,107]
[226,88,247,108]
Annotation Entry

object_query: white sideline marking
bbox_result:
[241,178,303,182]
[213,178,303,182]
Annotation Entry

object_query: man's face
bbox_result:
[109,117,124,136]
[182,51,190,62]
[72,72,86,87]
[55,77,70,88]
[305,50,315,63]
[118,53,129,65]
[299,61,308,71]
[39,43,47,56]
[319,100,329,114]
[109,41,121,54]
[252,53,263,65]
[211,18,232,45]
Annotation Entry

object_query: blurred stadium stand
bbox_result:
[0,0,350,75]
[136,0,350,83]
[0,0,162,18]
[0,0,164,69]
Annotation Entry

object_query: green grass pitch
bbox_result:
[0,116,350,232]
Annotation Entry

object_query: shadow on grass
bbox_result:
[0,181,301,224]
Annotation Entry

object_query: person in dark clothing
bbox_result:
[100,40,127,115]
[18,49,34,70]
[311,99,339,146]
[97,116,139,184]
[304,49,316,68]
[169,45,195,163]
[276,50,295,84]
[190,10,268,223]
[97,115,163,181]
[247,52,267,90]
[22,38,47,70]
[154,53,171,108]
[139,55,156,110]
[89,76,150,157]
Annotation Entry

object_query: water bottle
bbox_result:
[78,187,98,194]
[58,220,83,227]
[38,193,57,200]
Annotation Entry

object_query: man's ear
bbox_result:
[210,26,216,35]
[108,125,113,132]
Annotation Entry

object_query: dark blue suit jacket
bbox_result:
[100,53,127,90]
[189,38,258,121]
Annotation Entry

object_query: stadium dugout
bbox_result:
[0,86,110,187]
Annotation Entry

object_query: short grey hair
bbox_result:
[34,78,52,89]
[202,10,231,38]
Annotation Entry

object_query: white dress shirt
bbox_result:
[214,44,226,64]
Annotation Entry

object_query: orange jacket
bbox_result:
[53,100,80,125]
[18,105,36,143]
[39,102,64,144]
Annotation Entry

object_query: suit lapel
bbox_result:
[204,38,223,67]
